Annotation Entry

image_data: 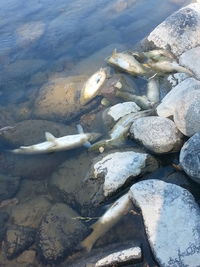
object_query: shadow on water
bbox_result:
[0,0,195,266]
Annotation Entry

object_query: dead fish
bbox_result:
[90,109,154,152]
[0,126,15,132]
[144,61,193,76]
[107,49,147,76]
[147,76,160,104]
[81,193,132,252]
[80,68,107,105]
[0,198,19,208]
[11,125,101,154]
[116,90,153,110]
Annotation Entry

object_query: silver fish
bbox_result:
[11,125,101,154]
[107,49,147,76]
[90,109,154,152]
[80,68,107,105]
[147,77,160,104]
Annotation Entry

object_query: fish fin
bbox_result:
[83,141,91,148]
[45,132,57,142]
[76,124,84,134]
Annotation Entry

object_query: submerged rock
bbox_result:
[130,179,200,267]
[37,203,88,264]
[180,132,200,184]
[3,225,35,260]
[83,151,158,206]
[146,3,200,56]
[0,174,21,202]
[0,212,9,242]
[129,116,183,153]
[10,196,52,228]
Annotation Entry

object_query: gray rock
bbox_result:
[0,174,21,202]
[37,203,88,264]
[130,116,183,153]
[10,196,52,228]
[179,46,200,80]
[33,75,100,122]
[0,212,9,242]
[130,179,200,267]
[147,3,200,56]
[157,77,200,118]
[102,102,141,128]
[173,89,200,136]
[83,151,158,206]
[3,225,35,260]
[180,132,200,183]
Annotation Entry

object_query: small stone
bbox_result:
[16,250,36,264]
[0,174,21,202]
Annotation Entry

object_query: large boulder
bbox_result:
[180,132,200,184]
[37,203,88,264]
[130,180,200,266]
[129,116,183,153]
[145,3,200,56]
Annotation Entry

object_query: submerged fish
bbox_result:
[147,76,160,104]
[107,49,147,76]
[90,109,154,152]
[116,90,153,110]
[11,125,101,154]
[81,193,132,252]
[144,61,193,76]
[80,68,107,105]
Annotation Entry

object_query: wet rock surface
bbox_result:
[180,132,200,184]
[0,174,21,202]
[37,203,88,264]
[130,116,183,153]
[130,179,200,267]
[0,212,9,241]
[3,225,36,260]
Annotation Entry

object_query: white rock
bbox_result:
[130,179,200,267]
[179,46,200,80]
[93,152,156,197]
[167,73,189,88]
[148,3,200,56]
[156,77,200,117]
[94,247,142,267]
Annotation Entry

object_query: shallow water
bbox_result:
[0,0,193,266]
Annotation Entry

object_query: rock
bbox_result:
[156,77,200,118]
[37,203,88,264]
[129,116,183,153]
[83,151,158,206]
[173,89,200,136]
[3,225,35,260]
[0,174,21,202]
[146,3,200,56]
[0,212,9,241]
[33,75,100,122]
[10,196,51,228]
[49,150,94,213]
[102,102,141,128]
[179,46,200,79]
[0,120,76,179]
[94,246,142,267]
[180,132,200,183]
[130,179,200,266]
[16,250,36,264]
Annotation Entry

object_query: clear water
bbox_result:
[0,0,192,266]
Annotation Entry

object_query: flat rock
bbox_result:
[129,116,183,153]
[147,3,200,56]
[180,132,200,183]
[10,196,52,228]
[102,102,141,128]
[37,203,88,264]
[173,89,200,136]
[156,77,200,118]
[0,174,21,202]
[130,179,200,267]
[179,46,200,80]
[3,225,35,260]
[84,151,158,207]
